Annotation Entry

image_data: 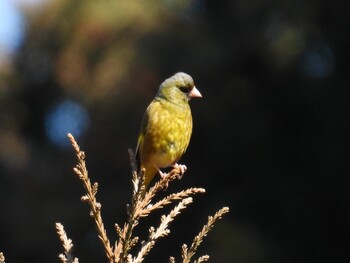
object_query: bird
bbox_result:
[135,72,202,188]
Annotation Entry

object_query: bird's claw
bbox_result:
[173,163,187,179]
[157,164,187,191]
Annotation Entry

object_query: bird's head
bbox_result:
[157,72,202,105]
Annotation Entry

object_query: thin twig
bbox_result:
[182,207,230,263]
[194,255,209,263]
[114,169,145,262]
[131,197,194,263]
[141,188,205,217]
[55,223,79,263]
[68,133,115,263]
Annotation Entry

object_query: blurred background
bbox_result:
[0,0,349,262]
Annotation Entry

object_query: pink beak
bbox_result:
[189,86,202,98]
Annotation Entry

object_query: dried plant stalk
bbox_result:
[67,133,114,262]
[61,134,229,263]
[131,197,194,263]
[181,207,230,263]
[141,188,205,217]
[194,255,209,263]
[114,150,207,262]
[55,223,79,263]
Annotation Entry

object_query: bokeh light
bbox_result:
[0,0,25,60]
[44,100,90,149]
[300,44,335,78]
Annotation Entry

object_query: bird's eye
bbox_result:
[179,86,189,93]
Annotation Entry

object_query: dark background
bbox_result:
[0,0,349,262]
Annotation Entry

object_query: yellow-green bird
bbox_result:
[135,72,202,188]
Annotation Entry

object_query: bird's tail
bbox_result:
[135,150,157,191]
[142,165,158,189]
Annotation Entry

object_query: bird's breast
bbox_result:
[142,100,193,168]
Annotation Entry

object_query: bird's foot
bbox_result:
[173,163,187,179]
[157,164,187,191]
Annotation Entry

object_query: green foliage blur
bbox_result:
[0,0,349,262]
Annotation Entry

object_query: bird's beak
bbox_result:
[189,86,202,98]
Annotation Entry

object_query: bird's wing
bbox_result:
[135,108,150,162]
